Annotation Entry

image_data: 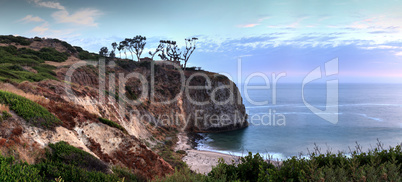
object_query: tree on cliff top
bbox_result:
[99,46,108,57]
[118,40,128,59]
[158,40,181,62]
[149,41,165,60]
[130,35,146,62]
[182,37,198,70]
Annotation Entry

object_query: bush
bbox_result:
[0,46,58,82]
[0,35,32,45]
[0,141,135,182]
[35,141,127,182]
[0,90,61,128]
[38,47,69,62]
[1,110,12,120]
[154,167,208,182]
[46,141,110,173]
[98,117,127,133]
[78,50,99,60]
[112,166,143,182]
[206,145,402,182]
[34,161,121,182]
[208,152,275,182]
[0,155,43,181]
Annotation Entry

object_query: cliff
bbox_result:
[0,35,248,179]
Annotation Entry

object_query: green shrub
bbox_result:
[112,166,143,182]
[0,46,59,82]
[34,141,124,182]
[0,155,43,182]
[78,50,99,60]
[176,150,186,155]
[46,141,109,173]
[0,141,133,182]
[32,64,57,76]
[154,167,208,182]
[38,47,68,62]
[206,145,402,182]
[0,90,61,128]
[0,35,32,45]
[98,117,127,133]
[35,161,121,182]
[1,110,12,120]
[208,152,275,182]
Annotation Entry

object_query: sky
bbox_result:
[1,0,402,83]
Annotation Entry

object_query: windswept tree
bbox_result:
[167,41,181,62]
[99,47,108,57]
[182,37,198,70]
[111,42,117,53]
[119,41,128,59]
[109,50,115,58]
[125,38,134,60]
[158,40,181,62]
[131,35,146,61]
[149,41,165,60]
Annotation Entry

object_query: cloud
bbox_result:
[30,0,65,10]
[31,22,49,34]
[19,15,44,23]
[52,9,102,26]
[237,16,270,28]
[237,23,259,28]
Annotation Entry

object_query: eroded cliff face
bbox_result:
[182,73,248,132]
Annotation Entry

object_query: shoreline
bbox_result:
[175,132,240,174]
[175,132,283,174]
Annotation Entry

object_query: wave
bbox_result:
[356,113,383,122]
[249,112,343,115]
[195,146,288,160]
[246,103,402,110]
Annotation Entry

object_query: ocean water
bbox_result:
[196,84,402,160]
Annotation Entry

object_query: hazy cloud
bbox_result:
[31,22,49,34]
[19,15,44,23]
[237,16,269,28]
[237,23,259,28]
[52,9,102,26]
[30,0,65,10]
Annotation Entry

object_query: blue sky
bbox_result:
[1,0,402,83]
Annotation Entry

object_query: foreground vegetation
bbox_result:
[0,141,139,182]
[157,144,402,182]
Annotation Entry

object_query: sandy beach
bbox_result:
[175,132,241,174]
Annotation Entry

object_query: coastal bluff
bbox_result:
[0,35,248,180]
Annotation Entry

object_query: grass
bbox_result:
[98,117,127,133]
[0,90,61,128]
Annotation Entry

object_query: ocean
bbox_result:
[195,83,402,160]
